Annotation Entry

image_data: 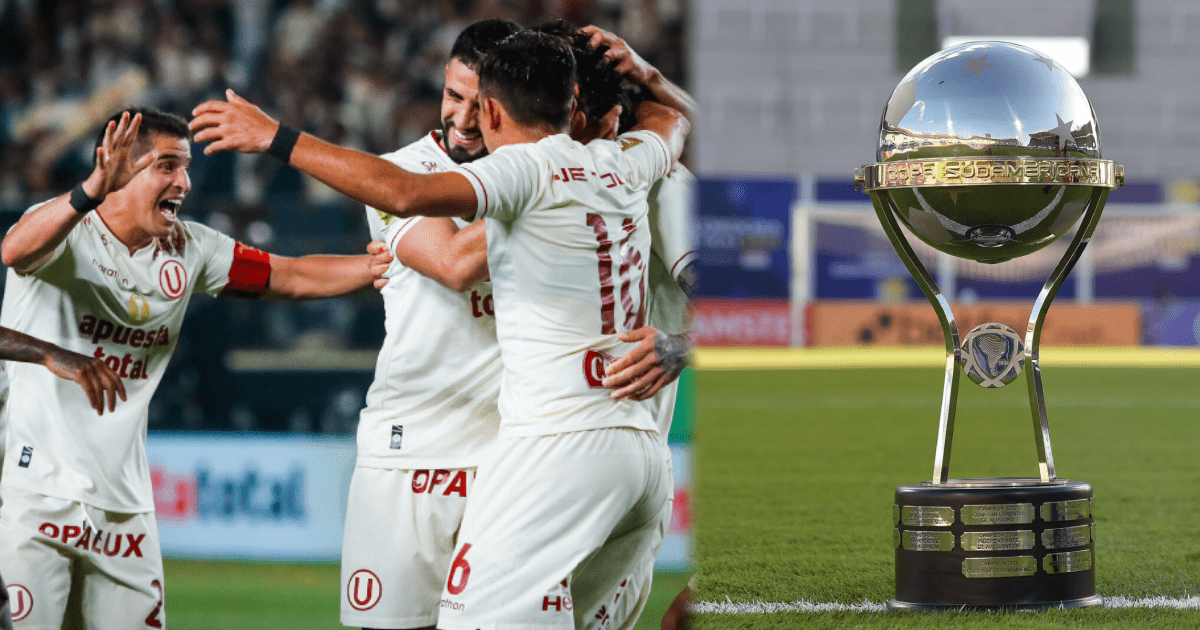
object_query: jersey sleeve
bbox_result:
[185,222,241,297]
[456,144,543,224]
[12,200,71,277]
[649,165,698,280]
[616,130,673,189]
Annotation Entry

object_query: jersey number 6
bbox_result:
[446,543,472,595]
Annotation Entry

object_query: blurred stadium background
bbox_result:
[0,0,690,627]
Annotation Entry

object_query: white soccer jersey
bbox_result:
[645,164,696,441]
[646,163,696,338]
[0,210,247,512]
[358,132,501,468]
[458,130,672,437]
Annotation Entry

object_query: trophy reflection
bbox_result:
[855,41,1123,610]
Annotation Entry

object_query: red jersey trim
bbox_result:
[430,130,451,159]
[221,243,272,298]
[388,217,420,254]
[458,167,488,219]
[670,251,697,279]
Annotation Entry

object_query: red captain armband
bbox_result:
[221,243,272,298]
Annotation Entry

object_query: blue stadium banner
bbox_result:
[696,178,797,299]
[1143,300,1200,345]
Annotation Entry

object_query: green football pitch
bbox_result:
[162,559,690,629]
[693,365,1200,629]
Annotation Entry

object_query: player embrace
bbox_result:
[193,25,692,630]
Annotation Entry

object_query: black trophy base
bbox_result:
[890,478,1099,612]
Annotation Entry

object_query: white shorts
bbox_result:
[574,444,674,630]
[341,466,473,628]
[437,428,670,630]
[0,486,165,629]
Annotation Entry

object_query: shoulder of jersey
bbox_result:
[174,218,211,242]
[668,162,696,182]
[378,133,452,170]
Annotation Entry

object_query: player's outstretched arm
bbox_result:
[394,219,488,292]
[581,25,697,125]
[0,327,127,415]
[263,251,387,300]
[603,326,692,401]
[190,90,477,219]
[2,112,154,273]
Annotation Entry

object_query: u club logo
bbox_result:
[158,260,187,300]
[347,569,382,611]
[8,583,32,621]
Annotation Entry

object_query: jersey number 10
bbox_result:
[588,213,646,334]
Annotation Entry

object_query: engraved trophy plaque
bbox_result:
[855,42,1123,611]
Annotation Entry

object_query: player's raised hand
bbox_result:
[43,348,127,415]
[85,111,155,199]
[366,240,394,289]
[581,25,655,86]
[604,326,691,401]
[190,89,279,156]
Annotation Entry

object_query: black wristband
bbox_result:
[267,124,301,163]
[69,183,103,214]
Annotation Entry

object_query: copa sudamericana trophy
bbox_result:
[854,42,1123,611]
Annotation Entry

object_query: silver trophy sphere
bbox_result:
[857,41,1123,611]
[863,41,1119,264]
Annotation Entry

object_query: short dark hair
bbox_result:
[92,107,190,166]
[477,31,576,130]
[449,19,522,70]
[533,20,641,133]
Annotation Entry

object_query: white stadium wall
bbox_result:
[690,0,1200,181]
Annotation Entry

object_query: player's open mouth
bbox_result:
[158,198,182,220]
[452,129,481,146]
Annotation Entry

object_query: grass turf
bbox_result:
[692,366,1200,629]
[162,559,690,629]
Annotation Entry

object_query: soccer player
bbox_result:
[0,109,389,628]
[535,22,697,629]
[192,30,688,629]
[0,328,127,630]
[339,18,518,630]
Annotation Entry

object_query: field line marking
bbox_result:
[695,346,1200,370]
[1104,596,1200,609]
[692,596,1200,613]
[692,600,887,613]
